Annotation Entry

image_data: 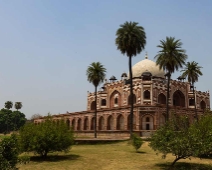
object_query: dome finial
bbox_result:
[145,52,148,59]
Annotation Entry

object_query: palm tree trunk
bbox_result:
[94,85,97,138]
[129,55,133,138]
[166,73,171,122]
[193,83,198,122]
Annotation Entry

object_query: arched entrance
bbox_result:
[71,119,75,130]
[142,115,153,130]
[200,100,206,110]
[84,117,88,130]
[77,118,81,130]
[107,115,114,130]
[90,101,96,110]
[66,119,70,129]
[98,116,104,130]
[128,94,136,105]
[91,117,95,130]
[116,114,124,130]
[173,90,185,107]
[158,93,166,104]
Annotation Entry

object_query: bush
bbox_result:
[149,115,193,167]
[149,113,212,167]
[131,133,143,152]
[19,116,74,157]
[0,134,19,170]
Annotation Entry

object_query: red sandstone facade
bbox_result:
[34,56,210,137]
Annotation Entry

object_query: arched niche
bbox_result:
[98,116,104,130]
[144,90,150,99]
[189,98,195,106]
[128,93,136,105]
[116,114,124,130]
[107,115,114,130]
[141,115,154,130]
[66,119,70,129]
[110,90,121,108]
[158,93,166,104]
[91,117,95,130]
[90,101,96,110]
[77,118,81,130]
[200,100,206,110]
[84,117,88,130]
[71,119,75,130]
[173,90,185,107]
[101,99,106,106]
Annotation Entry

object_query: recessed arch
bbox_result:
[200,100,206,110]
[144,90,150,99]
[141,115,154,130]
[116,114,124,130]
[110,90,121,108]
[98,116,104,130]
[91,117,95,130]
[90,101,96,110]
[71,119,75,130]
[128,93,136,105]
[158,93,166,104]
[189,98,195,106]
[66,119,70,129]
[84,117,88,130]
[107,115,114,130]
[77,118,81,130]
[173,90,185,107]
[101,99,106,106]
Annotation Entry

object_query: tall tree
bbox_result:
[154,37,187,122]
[14,102,22,111]
[181,61,203,121]
[86,62,106,138]
[115,21,146,137]
[4,101,13,110]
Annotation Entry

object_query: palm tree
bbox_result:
[115,21,146,138]
[4,101,13,133]
[5,101,13,110]
[15,102,23,111]
[181,61,203,121]
[154,37,187,122]
[86,62,106,138]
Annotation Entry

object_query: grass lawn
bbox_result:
[18,141,212,170]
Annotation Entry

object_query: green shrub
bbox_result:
[19,115,75,157]
[131,133,143,152]
[0,134,19,170]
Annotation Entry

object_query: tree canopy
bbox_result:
[19,116,74,157]
[115,21,146,57]
[154,37,187,74]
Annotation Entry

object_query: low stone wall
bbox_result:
[74,130,156,138]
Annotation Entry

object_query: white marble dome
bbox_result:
[132,54,165,78]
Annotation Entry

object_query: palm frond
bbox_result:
[115,21,146,57]
[181,61,203,84]
[154,37,187,74]
[86,62,106,87]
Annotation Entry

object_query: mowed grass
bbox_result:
[18,141,212,170]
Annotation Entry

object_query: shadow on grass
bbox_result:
[136,151,146,154]
[156,162,212,170]
[29,154,80,162]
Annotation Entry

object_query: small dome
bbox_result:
[121,73,127,77]
[109,75,117,80]
[131,55,165,78]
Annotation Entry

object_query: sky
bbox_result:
[0,0,211,119]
